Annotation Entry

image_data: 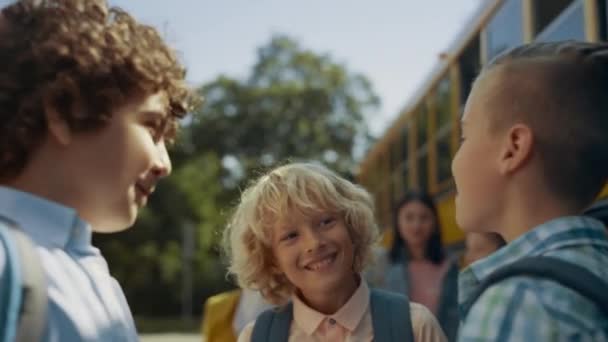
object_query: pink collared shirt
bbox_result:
[238,281,447,342]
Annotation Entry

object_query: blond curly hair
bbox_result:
[0,0,197,180]
[223,162,379,305]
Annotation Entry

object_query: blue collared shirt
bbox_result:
[0,186,138,341]
[458,216,608,341]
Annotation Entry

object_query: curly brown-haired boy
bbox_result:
[0,0,197,340]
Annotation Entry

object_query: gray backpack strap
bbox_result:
[461,256,608,319]
[385,262,409,295]
[251,303,292,342]
[370,288,414,342]
[0,216,48,342]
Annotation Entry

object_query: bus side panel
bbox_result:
[436,194,465,246]
[599,183,608,199]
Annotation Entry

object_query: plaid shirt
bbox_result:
[458,216,608,341]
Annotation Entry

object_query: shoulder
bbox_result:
[408,302,447,342]
[0,241,5,278]
[0,229,11,279]
[461,279,556,340]
[237,321,254,342]
[461,276,604,341]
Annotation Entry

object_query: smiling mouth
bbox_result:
[136,183,153,198]
[304,252,337,271]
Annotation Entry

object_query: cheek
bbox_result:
[126,129,157,169]
[422,221,435,238]
[274,246,299,273]
[452,146,470,188]
[397,220,410,239]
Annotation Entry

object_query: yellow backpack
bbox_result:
[201,289,241,342]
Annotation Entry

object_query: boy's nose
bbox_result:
[304,228,325,253]
[151,141,172,178]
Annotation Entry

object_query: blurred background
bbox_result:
[83,0,608,340]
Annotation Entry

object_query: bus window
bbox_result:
[436,77,451,129]
[535,0,585,42]
[533,0,575,34]
[417,104,428,149]
[390,138,402,176]
[402,124,409,165]
[391,170,402,202]
[403,163,410,191]
[415,103,430,191]
[602,0,608,40]
[437,127,452,187]
[485,0,524,61]
[459,36,481,107]
[435,76,453,188]
[418,151,428,191]
[402,124,410,188]
[390,141,403,201]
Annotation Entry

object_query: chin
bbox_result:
[92,222,134,234]
[92,209,138,233]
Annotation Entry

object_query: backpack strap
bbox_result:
[251,302,293,342]
[370,288,414,342]
[0,216,48,342]
[461,256,608,319]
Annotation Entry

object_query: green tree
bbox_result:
[189,35,379,179]
[94,34,379,318]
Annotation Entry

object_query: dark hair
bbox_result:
[480,41,608,210]
[388,191,445,264]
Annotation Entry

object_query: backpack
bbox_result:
[460,256,608,319]
[251,288,414,342]
[0,215,48,342]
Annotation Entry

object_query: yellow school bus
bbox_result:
[357,0,608,250]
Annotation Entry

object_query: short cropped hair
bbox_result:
[223,162,379,305]
[481,41,608,209]
[0,0,196,180]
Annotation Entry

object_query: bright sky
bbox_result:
[106,1,483,136]
[4,0,482,137]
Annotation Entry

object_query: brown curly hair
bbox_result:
[0,0,197,180]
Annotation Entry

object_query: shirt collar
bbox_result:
[0,186,93,250]
[292,277,370,335]
[459,215,608,305]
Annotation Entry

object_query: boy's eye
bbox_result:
[281,231,299,242]
[145,121,160,133]
[144,121,164,142]
[319,217,336,228]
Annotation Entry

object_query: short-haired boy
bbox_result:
[453,41,608,341]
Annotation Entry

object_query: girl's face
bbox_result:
[271,210,356,303]
[397,200,436,251]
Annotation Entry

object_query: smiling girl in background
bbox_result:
[223,162,446,342]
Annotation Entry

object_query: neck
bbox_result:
[408,244,426,261]
[298,274,359,315]
[496,189,579,243]
[8,162,64,207]
[6,149,84,219]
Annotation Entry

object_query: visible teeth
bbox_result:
[308,255,334,270]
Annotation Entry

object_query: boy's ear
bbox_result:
[43,97,72,146]
[499,123,533,174]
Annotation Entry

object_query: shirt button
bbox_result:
[328,318,336,325]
